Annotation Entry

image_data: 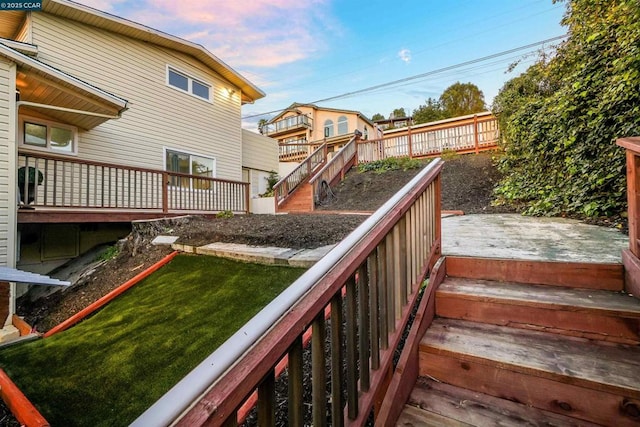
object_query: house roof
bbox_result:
[1,0,265,104]
[0,42,129,129]
[269,103,376,127]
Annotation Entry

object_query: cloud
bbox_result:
[93,0,333,69]
[398,48,411,64]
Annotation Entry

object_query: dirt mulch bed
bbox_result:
[18,152,508,333]
[317,152,515,214]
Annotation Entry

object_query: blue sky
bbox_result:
[75,0,566,129]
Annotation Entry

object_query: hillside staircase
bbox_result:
[399,256,640,426]
[275,136,358,213]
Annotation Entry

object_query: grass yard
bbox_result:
[0,255,305,426]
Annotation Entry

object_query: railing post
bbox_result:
[408,126,413,159]
[162,172,169,213]
[617,138,640,257]
[474,114,479,154]
[244,183,250,214]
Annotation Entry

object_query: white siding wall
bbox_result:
[241,129,278,172]
[30,13,243,181]
[241,129,278,198]
[0,58,17,267]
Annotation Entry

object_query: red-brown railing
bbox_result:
[132,159,443,427]
[18,151,249,213]
[273,143,327,206]
[359,112,499,162]
[616,137,640,298]
[309,136,357,205]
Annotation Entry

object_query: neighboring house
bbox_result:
[0,0,269,334]
[374,116,414,130]
[261,103,382,159]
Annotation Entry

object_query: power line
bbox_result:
[242,34,566,120]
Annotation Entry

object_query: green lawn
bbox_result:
[0,255,305,426]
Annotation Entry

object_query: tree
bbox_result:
[257,118,268,134]
[492,0,640,218]
[391,108,407,118]
[439,82,486,117]
[371,113,385,121]
[413,97,445,124]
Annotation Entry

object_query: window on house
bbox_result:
[165,149,216,189]
[363,126,369,140]
[324,119,334,138]
[167,67,211,101]
[337,116,348,135]
[21,117,76,154]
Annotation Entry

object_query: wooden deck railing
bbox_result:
[616,137,640,298]
[132,159,443,427]
[359,112,499,163]
[279,142,323,162]
[309,136,358,204]
[273,143,327,206]
[18,151,249,213]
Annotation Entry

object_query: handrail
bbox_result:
[272,143,327,206]
[278,141,323,162]
[18,150,249,213]
[132,158,444,426]
[359,114,499,162]
[263,114,313,136]
[309,136,358,204]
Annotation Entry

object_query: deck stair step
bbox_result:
[398,377,600,427]
[436,277,640,344]
[420,318,640,426]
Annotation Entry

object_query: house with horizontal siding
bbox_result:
[0,0,272,337]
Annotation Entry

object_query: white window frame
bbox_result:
[337,115,348,135]
[166,65,212,103]
[164,147,217,190]
[19,115,78,155]
[324,119,334,138]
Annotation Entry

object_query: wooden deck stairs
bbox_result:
[398,256,640,426]
[277,181,314,213]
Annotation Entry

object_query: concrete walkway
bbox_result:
[442,214,628,263]
[158,213,629,266]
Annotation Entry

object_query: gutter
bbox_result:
[16,101,123,119]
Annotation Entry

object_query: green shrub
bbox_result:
[216,210,234,219]
[440,149,459,161]
[96,245,119,262]
[492,0,640,218]
[260,170,279,197]
[358,157,426,174]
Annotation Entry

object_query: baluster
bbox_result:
[346,275,358,420]
[312,313,327,427]
[368,251,380,370]
[398,217,408,306]
[330,293,344,427]
[258,370,275,427]
[378,240,388,349]
[357,263,370,391]
[288,336,303,426]
[385,233,395,333]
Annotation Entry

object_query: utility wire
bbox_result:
[242,34,566,120]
